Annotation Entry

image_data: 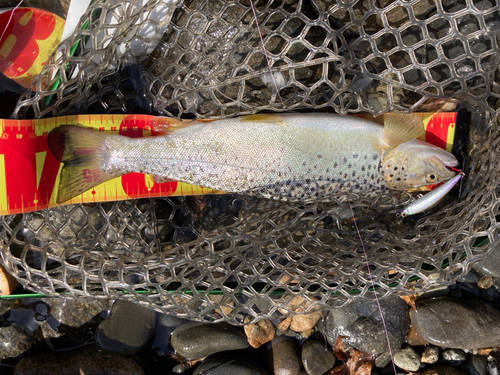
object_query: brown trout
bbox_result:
[48,113,458,203]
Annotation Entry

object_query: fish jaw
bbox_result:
[381,140,458,190]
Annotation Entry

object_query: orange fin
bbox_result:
[239,114,285,123]
[149,116,199,135]
[153,175,175,184]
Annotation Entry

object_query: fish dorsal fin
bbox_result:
[149,116,198,135]
[239,114,285,123]
[383,113,424,147]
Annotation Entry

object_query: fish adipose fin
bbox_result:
[48,125,115,204]
[383,113,424,147]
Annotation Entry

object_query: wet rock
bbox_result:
[151,313,186,355]
[13,346,145,374]
[0,263,18,295]
[456,271,479,284]
[421,345,439,364]
[96,299,156,355]
[324,296,409,367]
[270,336,301,375]
[469,354,488,375]
[407,324,428,346]
[301,337,336,375]
[473,243,500,278]
[0,323,33,359]
[410,297,500,349]
[393,344,420,372]
[244,317,275,348]
[193,357,268,375]
[278,297,322,333]
[442,348,466,361]
[421,366,466,375]
[171,322,249,359]
[477,276,494,290]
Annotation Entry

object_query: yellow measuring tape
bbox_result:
[0,112,456,215]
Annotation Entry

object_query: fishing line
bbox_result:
[0,0,23,44]
[249,0,287,110]
[347,199,398,375]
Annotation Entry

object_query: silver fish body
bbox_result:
[101,114,386,200]
[48,113,459,203]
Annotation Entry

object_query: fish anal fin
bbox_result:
[149,116,198,135]
[239,114,285,123]
[153,175,175,184]
[383,113,424,147]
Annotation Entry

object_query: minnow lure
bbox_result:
[48,113,459,204]
[401,171,464,217]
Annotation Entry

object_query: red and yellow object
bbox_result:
[0,7,65,88]
[0,113,457,215]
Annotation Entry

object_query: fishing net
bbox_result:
[1,0,500,323]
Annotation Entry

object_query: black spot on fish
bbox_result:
[352,171,356,177]
[394,166,398,170]
[361,166,366,171]
[344,173,348,178]
[371,175,375,180]
[355,184,360,189]
[402,167,405,170]
[302,162,307,166]
[317,155,322,159]
[348,164,352,169]
[353,154,358,158]
[364,179,367,184]
[343,157,347,163]
[373,154,378,160]
[334,162,338,168]
[397,178,401,181]
[390,174,394,177]
[368,165,372,170]
[364,155,368,160]
[326,168,330,173]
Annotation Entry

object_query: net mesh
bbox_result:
[1,0,500,323]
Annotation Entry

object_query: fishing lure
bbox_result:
[401,171,464,217]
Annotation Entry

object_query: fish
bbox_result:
[47,113,459,204]
[401,171,463,217]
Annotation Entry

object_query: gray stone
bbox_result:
[301,338,336,375]
[324,296,409,367]
[271,336,302,375]
[473,243,500,278]
[0,323,33,359]
[96,299,156,355]
[470,355,488,375]
[456,271,479,284]
[421,366,466,375]
[13,346,145,374]
[410,297,500,350]
[171,321,249,359]
[421,345,439,364]
[193,357,268,375]
[393,345,420,372]
[442,348,466,361]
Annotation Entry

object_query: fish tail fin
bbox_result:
[48,125,115,203]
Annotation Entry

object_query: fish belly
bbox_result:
[102,114,387,200]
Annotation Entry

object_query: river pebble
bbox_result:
[473,243,500,278]
[270,336,302,375]
[442,348,466,361]
[301,337,336,375]
[393,344,420,372]
[421,345,440,364]
[410,297,500,349]
[171,321,249,359]
[244,317,275,348]
[478,276,494,290]
[324,296,408,367]
[95,299,156,355]
[469,354,488,375]
[0,323,33,359]
[193,357,268,375]
[13,345,145,374]
[420,366,466,375]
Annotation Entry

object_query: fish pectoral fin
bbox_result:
[149,116,198,135]
[383,113,424,147]
[239,114,285,124]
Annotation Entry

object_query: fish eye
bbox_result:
[426,172,437,183]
